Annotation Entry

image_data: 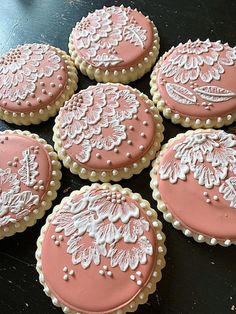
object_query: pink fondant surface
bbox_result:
[157,132,236,240]
[157,40,236,118]
[0,133,51,224]
[72,6,154,70]
[59,84,157,170]
[0,44,68,113]
[41,190,157,313]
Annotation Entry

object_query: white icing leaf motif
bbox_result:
[67,232,107,268]
[159,160,189,183]
[18,149,39,187]
[166,83,197,105]
[92,53,123,67]
[194,85,235,102]
[91,221,121,244]
[219,177,236,208]
[107,236,153,271]
[193,164,227,188]
[121,217,150,243]
[123,23,147,48]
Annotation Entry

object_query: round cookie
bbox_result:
[0,43,78,125]
[36,183,166,314]
[150,39,236,128]
[53,83,164,182]
[150,129,236,246]
[0,130,61,240]
[69,5,159,84]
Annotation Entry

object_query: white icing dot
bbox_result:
[63,274,69,281]
[127,140,132,145]
[203,192,208,196]
[141,132,145,137]
[99,270,104,276]
[55,240,60,246]
[63,267,68,273]
[126,152,131,158]
[137,280,142,286]
[59,235,63,241]
[69,270,75,276]
[143,121,148,126]
[107,160,112,165]
[51,235,56,240]
[103,265,108,270]
[213,195,219,201]
[129,125,134,130]
[96,153,101,159]
[114,148,119,153]
[206,199,211,204]
[139,145,144,151]
[107,271,112,277]
[136,271,142,276]
[130,275,135,281]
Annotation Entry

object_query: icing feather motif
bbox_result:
[18,149,39,187]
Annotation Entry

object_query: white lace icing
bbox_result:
[0,164,40,227]
[160,39,236,106]
[52,188,153,271]
[60,85,139,163]
[73,6,147,66]
[0,44,61,102]
[18,149,39,187]
[159,131,236,208]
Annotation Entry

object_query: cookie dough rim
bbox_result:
[68,7,160,84]
[150,128,236,247]
[0,46,78,126]
[0,129,62,240]
[53,84,164,182]
[36,182,166,314]
[150,54,236,129]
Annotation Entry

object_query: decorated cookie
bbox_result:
[0,43,78,125]
[36,183,166,314]
[0,130,61,240]
[53,83,164,182]
[150,129,236,246]
[69,5,159,84]
[150,39,236,128]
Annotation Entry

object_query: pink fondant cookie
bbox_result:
[69,5,159,84]
[0,43,78,125]
[0,130,61,240]
[53,83,164,182]
[150,129,236,246]
[150,39,236,128]
[36,183,166,314]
